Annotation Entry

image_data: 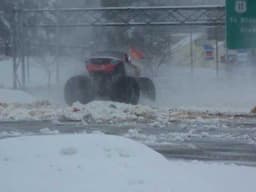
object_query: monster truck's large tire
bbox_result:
[64,75,94,105]
[137,77,156,101]
[111,77,140,105]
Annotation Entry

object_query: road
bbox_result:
[0,117,256,166]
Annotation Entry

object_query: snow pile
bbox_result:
[168,161,256,192]
[0,134,172,192]
[0,99,170,123]
[0,97,254,125]
[61,101,169,125]
[64,101,252,126]
[0,88,254,124]
[0,101,59,121]
[0,89,36,103]
[1,134,256,192]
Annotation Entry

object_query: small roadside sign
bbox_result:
[203,44,214,60]
[226,0,256,49]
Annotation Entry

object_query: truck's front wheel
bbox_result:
[64,75,94,105]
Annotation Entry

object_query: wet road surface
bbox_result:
[0,118,256,166]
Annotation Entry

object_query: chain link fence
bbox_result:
[6,5,225,90]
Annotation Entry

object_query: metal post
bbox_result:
[26,56,30,82]
[20,9,26,88]
[26,36,30,83]
[215,27,219,76]
[12,8,18,89]
[190,28,194,73]
[55,9,60,85]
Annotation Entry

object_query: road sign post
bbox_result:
[226,0,256,49]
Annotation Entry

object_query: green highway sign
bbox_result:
[226,0,256,49]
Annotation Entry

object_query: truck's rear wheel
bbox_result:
[111,77,140,105]
[137,77,156,101]
[64,75,94,105]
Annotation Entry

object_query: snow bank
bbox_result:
[0,99,170,123]
[0,134,255,192]
[0,99,253,124]
[0,58,84,89]
[0,88,56,121]
[0,134,172,192]
[0,100,59,121]
[0,88,253,125]
[169,161,256,192]
[0,89,35,104]
[155,65,256,113]
[61,101,169,125]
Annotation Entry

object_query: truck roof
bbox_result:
[90,51,128,61]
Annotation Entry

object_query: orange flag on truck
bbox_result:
[129,48,144,60]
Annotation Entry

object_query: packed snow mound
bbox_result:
[0,100,58,121]
[0,134,172,192]
[0,89,36,103]
[62,101,168,124]
[0,99,255,123]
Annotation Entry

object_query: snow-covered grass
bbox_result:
[1,53,256,192]
[0,89,36,103]
[155,65,256,113]
[0,88,255,124]
[0,59,12,88]
[0,57,84,89]
[2,37,256,113]
[1,96,251,125]
[2,33,256,114]
[0,133,255,192]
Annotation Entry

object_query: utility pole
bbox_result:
[215,26,219,76]
[12,8,18,89]
[20,8,26,89]
[190,27,194,73]
[55,4,60,85]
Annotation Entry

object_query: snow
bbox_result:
[0,96,213,124]
[0,88,169,123]
[0,100,59,121]
[0,39,256,192]
[0,90,254,126]
[64,101,161,123]
[0,98,169,124]
[0,133,255,192]
[0,89,36,104]
[0,134,171,192]
[168,160,256,192]
[155,66,256,113]
[0,58,84,89]
[2,39,256,114]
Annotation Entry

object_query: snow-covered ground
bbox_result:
[0,88,255,123]
[0,58,84,89]
[0,134,171,192]
[155,65,256,112]
[2,36,256,113]
[0,134,255,192]
[0,89,252,125]
[1,56,256,192]
[1,88,256,148]
[0,89,36,103]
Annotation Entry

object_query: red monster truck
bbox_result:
[64,51,155,105]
